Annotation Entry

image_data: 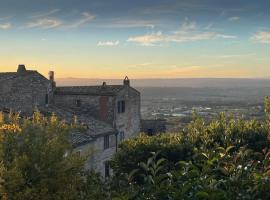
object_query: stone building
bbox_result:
[141,119,167,136]
[0,65,141,177]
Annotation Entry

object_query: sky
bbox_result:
[0,0,270,79]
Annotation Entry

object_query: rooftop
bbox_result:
[0,65,48,82]
[55,85,126,96]
[43,106,116,147]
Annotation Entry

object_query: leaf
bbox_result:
[195,191,209,199]
[225,146,235,154]
[201,153,209,159]
[128,169,139,181]
[139,162,148,172]
[156,158,166,167]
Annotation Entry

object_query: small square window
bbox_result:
[104,135,110,149]
[76,150,81,156]
[119,131,125,142]
[76,99,81,107]
[104,161,110,178]
[117,100,125,113]
[45,94,49,104]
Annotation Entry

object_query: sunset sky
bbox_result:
[0,0,270,78]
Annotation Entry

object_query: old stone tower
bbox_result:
[0,65,141,176]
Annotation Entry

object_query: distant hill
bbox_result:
[56,78,270,88]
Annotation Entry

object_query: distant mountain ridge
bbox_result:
[56,78,270,88]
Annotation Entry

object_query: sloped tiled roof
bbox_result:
[42,106,116,147]
[0,70,48,82]
[55,85,125,96]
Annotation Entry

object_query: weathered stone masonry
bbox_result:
[0,65,141,177]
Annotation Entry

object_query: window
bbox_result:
[117,100,125,113]
[76,99,81,107]
[45,94,49,105]
[76,150,81,157]
[119,131,125,142]
[147,129,154,136]
[104,161,110,178]
[104,135,110,149]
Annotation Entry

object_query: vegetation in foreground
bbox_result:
[1,98,270,199]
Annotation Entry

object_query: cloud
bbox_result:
[25,11,95,29]
[0,16,13,21]
[128,62,154,68]
[218,53,256,58]
[127,31,164,46]
[216,34,237,39]
[228,16,240,21]
[31,9,60,18]
[138,62,153,66]
[103,19,155,29]
[0,23,12,29]
[127,20,237,46]
[68,12,95,28]
[26,18,63,29]
[97,40,120,46]
[251,31,270,44]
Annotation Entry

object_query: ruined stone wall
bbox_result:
[114,87,141,139]
[0,72,49,114]
[53,95,115,123]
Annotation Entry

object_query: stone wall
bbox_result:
[53,95,115,123]
[74,134,117,176]
[0,71,49,114]
[141,119,167,135]
[114,87,141,139]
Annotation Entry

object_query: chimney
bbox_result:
[17,64,27,73]
[123,76,130,86]
[48,71,56,89]
[49,71,54,81]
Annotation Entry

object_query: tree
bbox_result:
[0,111,85,200]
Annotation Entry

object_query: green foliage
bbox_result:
[0,111,97,200]
[111,97,270,200]
[2,97,270,199]
[111,133,193,177]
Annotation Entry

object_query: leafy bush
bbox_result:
[111,97,270,200]
[0,111,86,200]
[111,133,194,177]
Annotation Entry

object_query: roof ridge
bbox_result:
[57,85,123,88]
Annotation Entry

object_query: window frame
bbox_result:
[117,100,126,113]
[104,161,110,178]
[104,135,110,149]
[119,131,125,142]
[45,94,49,105]
[76,99,81,107]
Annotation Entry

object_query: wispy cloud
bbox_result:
[30,9,60,18]
[228,16,240,21]
[26,18,63,29]
[0,23,12,30]
[218,53,256,58]
[127,31,164,46]
[26,11,95,29]
[251,31,270,44]
[103,19,155,29]
[0,16,13,21]
[97,40,120,46]
[216,34,237,39]
[200,53,256,59]
[137,62,153,66]
[127,19,237,46]
[128,62,155,68]
[67,12,95,28]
